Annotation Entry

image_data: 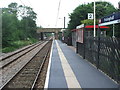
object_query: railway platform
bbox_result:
[45,40,119,89]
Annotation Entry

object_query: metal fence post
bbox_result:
[76,42,78,53]
[97,26,100,69]
[118,78,120,90]
[83,40,85,59]
[83,28,86,59]
[118,55,120,90]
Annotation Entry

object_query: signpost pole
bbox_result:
[112,24,115,38]
[94,0,96,37]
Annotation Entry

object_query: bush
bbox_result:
[2,39,38,53]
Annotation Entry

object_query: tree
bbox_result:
[68,3,93,30]
[18,5,37,40]
[18,5,37,20]
[8,2,18,15]
[68,1,117,30]
[2,12,20,47]
[81,19,99,25]
[20,17,37,39]
[2,2,38,47]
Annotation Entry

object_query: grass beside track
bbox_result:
[2,38,38,53]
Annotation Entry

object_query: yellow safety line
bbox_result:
[56,40,82,89]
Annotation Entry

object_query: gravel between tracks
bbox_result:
[34,47,51,89]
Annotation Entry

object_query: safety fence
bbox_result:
[77,36,120,83]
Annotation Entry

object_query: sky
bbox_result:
[0,0,120,28]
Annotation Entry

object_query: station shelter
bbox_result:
[71,24,109,47]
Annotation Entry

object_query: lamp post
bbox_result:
[118,1,120,9]
[64,17,65,29]
[94,0,96,37]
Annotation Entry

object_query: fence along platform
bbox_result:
[45,40,118,89]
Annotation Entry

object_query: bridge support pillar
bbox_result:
[55,31,58,39]
[40,32,44,40]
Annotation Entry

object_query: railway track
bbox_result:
[0,39,52,89]
[0,41,41,60]
[0,41,44,68]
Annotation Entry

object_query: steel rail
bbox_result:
[1,41,44,68]
[1,41,41,61]
[31,42,51,90]
[0,40,50,90]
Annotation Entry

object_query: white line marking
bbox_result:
[44,40,54,89]
[55,40,82,88]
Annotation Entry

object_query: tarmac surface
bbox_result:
[45,40,118,89]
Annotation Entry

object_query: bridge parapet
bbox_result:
[37,28,64,39]
[37,28,63,33]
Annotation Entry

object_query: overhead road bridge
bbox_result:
[37,28,64,40]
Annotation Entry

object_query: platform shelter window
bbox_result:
[76,28,84,43]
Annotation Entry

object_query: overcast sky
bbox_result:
[0,0,119,28]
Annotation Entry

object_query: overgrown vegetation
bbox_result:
[1,2,38,53]
[67,1,119,37]
[2,39,37,53]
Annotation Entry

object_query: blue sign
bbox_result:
[99,11,120,26]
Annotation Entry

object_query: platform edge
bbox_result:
[44,40,54,89]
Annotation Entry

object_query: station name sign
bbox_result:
[103,15,114,22]
[101,12,120,23]
[99,11,120,26]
